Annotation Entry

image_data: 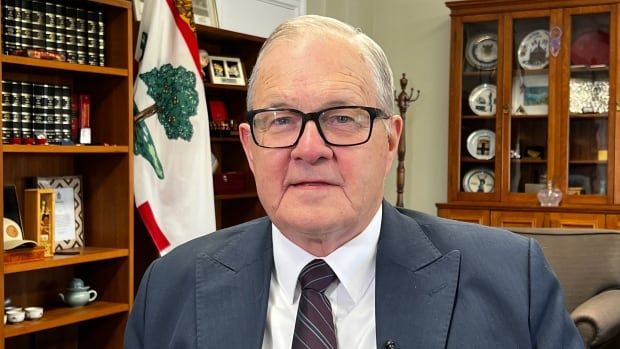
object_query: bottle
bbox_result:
[537,180,562,207]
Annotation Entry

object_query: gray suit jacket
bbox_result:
[125,203,583,348]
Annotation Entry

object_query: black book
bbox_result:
[52,84,63,143]
[75,7,87,64]
[30,0,45,49]
[19,0,33,49]
[43,84,55,143]
[4,0,22,53]
[97,11,104,66]
[86,10,98,65]
[32,83,46,140]
[2,81,12,144]
[10,81,22,143]
[54,3,66,57]
[43,1,56,53]
[20,81,33,143]
[60,86,71,142]
[64,6,77,63]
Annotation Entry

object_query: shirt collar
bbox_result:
[271,205,382,305]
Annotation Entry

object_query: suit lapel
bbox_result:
[376,204,461,349]
[195,219,273,349]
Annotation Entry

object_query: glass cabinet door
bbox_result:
[567,12,610,198]
[508,16,551,195]
[459,21,498,194]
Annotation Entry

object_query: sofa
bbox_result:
[508,228,620,348]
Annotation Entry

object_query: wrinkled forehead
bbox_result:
[251,33,374,106]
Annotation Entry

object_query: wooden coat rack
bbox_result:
[394,73,420,207]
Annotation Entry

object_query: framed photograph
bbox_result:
[512,74,549,115]
[194,0,219,27]
[32,176,84,251]
[133,0,144,22]
[208,56,246,86]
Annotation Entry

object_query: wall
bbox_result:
[307,0,451,215]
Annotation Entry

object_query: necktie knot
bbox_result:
[299,259,336,293]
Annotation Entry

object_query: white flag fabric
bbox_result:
[134,0,215,255]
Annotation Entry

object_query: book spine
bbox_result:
[64,6,76,63]
[86,10,98,65]
[43,1,56,53]
[75,7,87,64]
[97,11,105,66]
[54,3,66,58]
[61,86,71,143]
[2,81,12,144]
[43,84,55,143]
[78,94,91,144]
[52,84,63,144]
[19,0,33,49]
[10,81,22,144]
[70,92,79,143]
[20,81,34,144]
[30,0,45,49]
[3,0,21,54]
[32,83,46,142]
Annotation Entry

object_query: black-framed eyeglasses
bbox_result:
[246,106,389,148]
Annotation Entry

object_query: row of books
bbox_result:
[1,80,90,145]
[3,0,105,66]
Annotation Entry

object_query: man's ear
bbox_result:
[385,115,403,175]
[239,123,256,174]
[388,115,403,152]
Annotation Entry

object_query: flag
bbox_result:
[133,0,216,255]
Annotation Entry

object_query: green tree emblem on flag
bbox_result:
[134,63,200,179]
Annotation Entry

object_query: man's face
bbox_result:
[240,35,402,255]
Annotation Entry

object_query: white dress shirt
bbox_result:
[262,206,382,349]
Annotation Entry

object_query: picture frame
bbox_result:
[133,0,144,22]
[512,74,549,115]
[208,56,246,86]
[31,176,84,251]
[194,0,219,27]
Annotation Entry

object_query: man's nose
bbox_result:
[290,121,333,163]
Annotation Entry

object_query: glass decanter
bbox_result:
[537,180,562,207]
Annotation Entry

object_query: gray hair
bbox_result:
[246,15,395,117]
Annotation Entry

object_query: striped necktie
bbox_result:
[292,259,338,349]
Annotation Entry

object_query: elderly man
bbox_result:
[125,15,583,348]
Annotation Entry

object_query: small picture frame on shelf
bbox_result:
[30,176,85,251]
[133,0,144,22]
[24,188,55,257]
[194,0,219,27]
[208,56,245,86]
[512,74,548,115]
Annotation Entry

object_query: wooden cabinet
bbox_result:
[439,0,620,228]
[196,25,265,229]
[437,207,490,225]
[0,1,132,347]
[490,210,545,228]
[548,212,606,228]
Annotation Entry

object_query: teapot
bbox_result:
[58,278,97,307]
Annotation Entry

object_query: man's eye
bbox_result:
[334,115,354,123]
[273,116,293,126]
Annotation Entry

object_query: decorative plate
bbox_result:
[465,33,498,70]
[468,84,497,116]
[569,79,609,114]
[462,168,495,193]
[517,29,550,70]
[466,129,496,160]
[571,30,609,66]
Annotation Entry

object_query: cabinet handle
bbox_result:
[502,105,509,114]
[616,102,620,112]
